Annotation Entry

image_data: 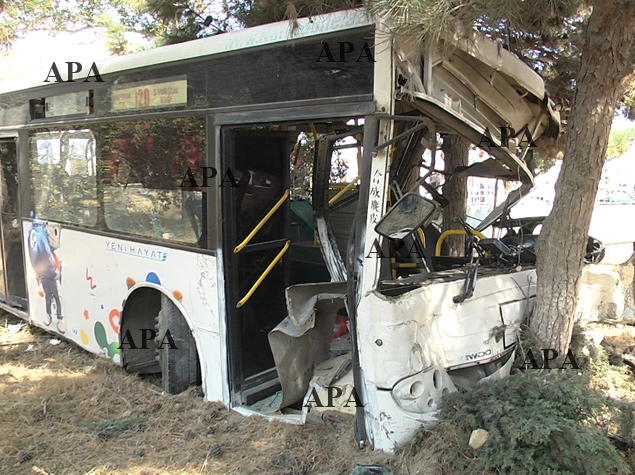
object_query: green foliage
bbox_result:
[367,0,588,131]
[0,0,237,54]
[96,11,132,55]
[291,132,315,200]
[607,126,635,159]
[232,0,360,28]
[97,0,238,49]
[366,0,585,53]
[88,415,146,438]
[407,371,629,474]
[0,0,106,49]
[1,0,363,54]
[290,132,352,201]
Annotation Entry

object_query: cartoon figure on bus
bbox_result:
[28,219,64,333]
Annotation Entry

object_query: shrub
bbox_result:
[405,370,629,474]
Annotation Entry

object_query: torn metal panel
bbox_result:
[392,29,560,181]
[302,354,356,416]
[346,115,381,447]
[454,158,524,181]
[268,282,346,409]
[409,92,535,184]
[313,139,347,282]
[357,269,537,452]
[285,281,348,327]
[442,50,535,133]
[453,32,545,100]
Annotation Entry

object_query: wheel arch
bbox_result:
[120,282,206,395]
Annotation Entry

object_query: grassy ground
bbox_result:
[6,312,635,475]
[0,314,395,475]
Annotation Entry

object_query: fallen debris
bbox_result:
[468,429,488,450]
[350,464,394,475]
[7,322,24,334]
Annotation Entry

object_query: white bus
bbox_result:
[0,9,563,451]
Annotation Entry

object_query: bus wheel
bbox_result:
[157,294,200,394]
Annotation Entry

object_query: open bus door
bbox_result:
[0,138,27,308]
[221,128,290,406]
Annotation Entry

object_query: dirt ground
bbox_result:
[0,314,397,475]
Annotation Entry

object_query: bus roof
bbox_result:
[0,8,549,106]
[0,9,372,96]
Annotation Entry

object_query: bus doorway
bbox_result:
[221,119,361,409]
[222,128,290,405]
[0,138,27,308]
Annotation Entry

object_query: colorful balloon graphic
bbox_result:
[80,329,90,345]
[109,309,120,333]
[94,321,120,358]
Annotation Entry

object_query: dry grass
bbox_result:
[589,323,635,401]
[0,314,395,475]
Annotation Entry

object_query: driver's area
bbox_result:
[374,113,538,297]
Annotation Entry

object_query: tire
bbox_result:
[157,294,200,394]
[585,237,605,264]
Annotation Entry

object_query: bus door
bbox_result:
[221,128,289,405]
[0,138,27,308]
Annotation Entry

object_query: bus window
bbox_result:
[29,129,98,226]
[100,117,206,246]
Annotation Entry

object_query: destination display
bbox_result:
[110,78,187,111]
[45,91,90,117]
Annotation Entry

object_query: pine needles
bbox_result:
[401,369,630,474]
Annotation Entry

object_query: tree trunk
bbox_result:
[532,0,635,355]
[441,135,470,256]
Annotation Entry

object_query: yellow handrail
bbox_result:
[236,240,290,308]
[234,190,289,253]
[416,228,426,248]
[328,176,360,206]
[310,122,318,140]
[394,262,419,268]
[435,229,486,256]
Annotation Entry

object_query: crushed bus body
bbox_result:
[2,8,619,454]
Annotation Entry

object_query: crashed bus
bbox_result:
[0,9,575,451]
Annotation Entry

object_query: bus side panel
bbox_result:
[22,220,224,401]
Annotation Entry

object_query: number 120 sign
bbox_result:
[111,79,187,111]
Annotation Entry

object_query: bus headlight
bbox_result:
[391,366,456,414]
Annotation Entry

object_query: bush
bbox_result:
[405,370,629,474]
